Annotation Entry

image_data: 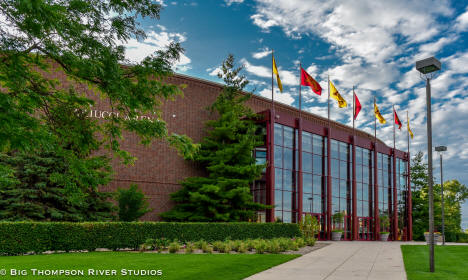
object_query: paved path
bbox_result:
[245,241,407,280]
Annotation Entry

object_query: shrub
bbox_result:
[212,241,224,252]
[0,222,300,255]
[238,242,247,253]
[295,237,305,248]
[185,243,194,254]
[255,240,267,254]
[299,215,319,240]
[305,237,316,246]
[267,240,281,254]
[117,185,151,222]
[195,240,207,250]
[168,241,180,253]
[230,240,242,252]
[246,239,257,252]
[201,243,212,254]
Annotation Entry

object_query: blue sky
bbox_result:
[125,0,468,229]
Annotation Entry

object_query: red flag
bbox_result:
[354,92,361,120]
[394,109,402,129]
[300,67,322,95]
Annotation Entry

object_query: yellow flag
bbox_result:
[407,119,414,139]
[374,102,386,124]
[329,80,347,108]
[272,54,283,92]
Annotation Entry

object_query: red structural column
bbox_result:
[297,118,303,221]
[327,127,332,240]
[393,149,398,241]
[407,152,413,240]
[352,136,357,240]
[267,109,275,222]
[373,143,380,239]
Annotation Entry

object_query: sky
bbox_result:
[124,0,468,229]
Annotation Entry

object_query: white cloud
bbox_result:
[252,47,271,59]
[455,7,468,31]
[123,27,191,72]
[225,0,244,6]
[258,88,295,106]
[206,66,222,76]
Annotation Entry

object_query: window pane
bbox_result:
[284,147,293,170]
[357,202,363,216]
[302,132,312,152]
[283,126,294,148]
[275,210,283,222]
[303,152,312,172]
[303,195,313,213]
[356,147,362,165]
[313,195,322,213]
[331,140,339,159]
[303,173,313,194]
[274,124,282,144]
[275,168,282,190]
[332,179,339,197]
[356,164,362,182]
[275,189,282,209]
[339,142,348,161]
[313,175,322,196]
[313,135,323,155]
[357,183,362,201]
[340,180,347,198]
[313,154,323,175]
[331,159,339,178]
[283,191,292,211]
[283,212,292,223]
[340,160,347,179]
[274,146,282,168]
[283,171,293,191]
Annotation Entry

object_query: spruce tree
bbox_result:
[0,150,114,221]
[161,55,268,222]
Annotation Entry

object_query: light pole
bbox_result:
[435,145,447,246]
[416,57,441,273]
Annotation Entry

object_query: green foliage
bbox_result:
[254,240,267,254]
[299,214,319,241]
[116,184,151,221]
[185,242,195,254]
[410,152,468,241]
[161,54,268,222]
[332,211,345,230]
[379,214,390,233]
[0,150,114,221]
[168,241,180,253]
[0,0,197,198]
[0,222,301,255]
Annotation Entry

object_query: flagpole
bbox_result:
[352,85,356,240]
[393,105,396,152]
[271,50,274,112]
[407,111,410,157]
[353,86,355,133]
[299,63,302,119]
[374,97,377,141]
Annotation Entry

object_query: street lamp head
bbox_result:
[416,57,441,74]
[435,146,447,152]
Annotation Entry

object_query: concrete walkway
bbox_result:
[245,241,407,280]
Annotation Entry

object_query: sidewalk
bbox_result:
[245,241,407,280]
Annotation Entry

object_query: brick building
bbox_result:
[89,73,412,241]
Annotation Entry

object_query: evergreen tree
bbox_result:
[410,151,468,241]
[0,150,114,221]
[117,184,151,221]
[161,55,268,222]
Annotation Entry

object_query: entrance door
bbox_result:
[358,217,373,240]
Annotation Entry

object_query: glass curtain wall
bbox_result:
[331,140,352,240]
[355,147,374,240]
[302,131,327,239]
[397,158,408,240]
[274,124,296,223]
[378,153,393,237]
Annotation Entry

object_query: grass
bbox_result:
[401,245,468,280]
[0,252,299,279]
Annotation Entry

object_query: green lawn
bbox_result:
[0,252,299,279]
[401,245,468,280]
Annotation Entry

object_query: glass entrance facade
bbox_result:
[257,109,412,241]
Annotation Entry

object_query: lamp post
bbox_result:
[435,145,447,246]
[416,57,441,273]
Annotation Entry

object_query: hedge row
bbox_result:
[0,222,302,255]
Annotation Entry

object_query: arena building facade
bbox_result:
[88,73,412,241]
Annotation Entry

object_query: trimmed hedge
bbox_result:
[0,222,301,255]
